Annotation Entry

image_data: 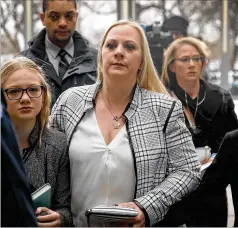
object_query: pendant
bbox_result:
[190,123,197,133]
[112,116,121,129]
[113,121,121,129]
[113,116,121,121]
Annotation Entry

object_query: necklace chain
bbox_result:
[184,88,207,122]
[185,92,199,131]
[101,93,123,129]
[183,83,206,133]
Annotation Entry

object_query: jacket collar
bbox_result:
[169,75,224,121]
[84,81,140,121]
[24,122,46,191]
[28,120,50,149]
[28,28,93,60]
[28,121,41,148]
[196,80,223,120]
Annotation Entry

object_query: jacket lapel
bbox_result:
[24,123,45,191]
[41,61,61,86]
[24,149,45,192]
[27,29,96,87]
[196,80,222,121]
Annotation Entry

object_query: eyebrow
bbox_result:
[48,10,75,15]
[6,84,41,88]
[177,55,200,58]
[105,39,138,44]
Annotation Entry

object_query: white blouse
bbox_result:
[69,109,135,227]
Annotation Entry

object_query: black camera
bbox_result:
[141,22,172,75]
[142,22,174,49]
[141,16,189,75]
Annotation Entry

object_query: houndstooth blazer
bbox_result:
[50,81,201,226]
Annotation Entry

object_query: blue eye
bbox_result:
[176,56,204,63]
[106,43,116,50]
[125,44,135,50]
[192,56,204,62]
[28,87,39,93]
[180,57,190,63]
[8,88,21,95]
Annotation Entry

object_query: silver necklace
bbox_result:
[185,92,199,133]
[102,94,123,130]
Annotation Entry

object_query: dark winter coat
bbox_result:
[19,28,97,106]
[169,78,238,153]
[156,129,238,227]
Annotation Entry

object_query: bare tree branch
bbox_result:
[1,0,237,67]
[81,1,116,15]
[2,25,20,52]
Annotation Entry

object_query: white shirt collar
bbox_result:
[45,34,74,58]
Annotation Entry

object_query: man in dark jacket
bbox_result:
[1,91,37,227]
[156,129,238,227]
[19,0,97,106]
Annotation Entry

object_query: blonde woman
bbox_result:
[159,36,238,227]
[1,57,72,227]
[161,37,238,156]
[51,20,200,227]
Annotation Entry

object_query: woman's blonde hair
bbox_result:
[1,56,51,145]
[97,19,169,95]
[161,36,211,87]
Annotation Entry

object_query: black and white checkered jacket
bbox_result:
[51,81,201,226]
